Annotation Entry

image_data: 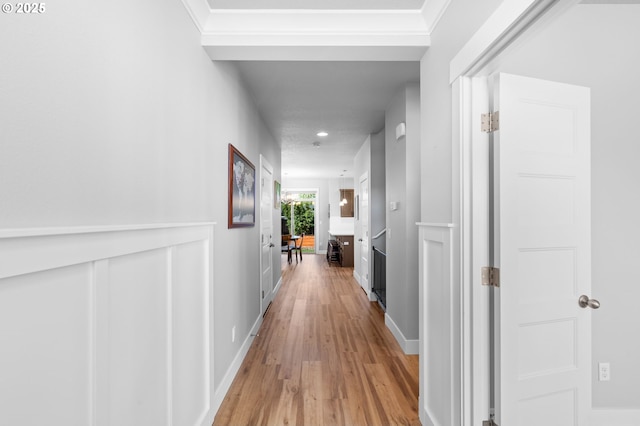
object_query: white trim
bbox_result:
[448,0,581,83]
[0,223,215,425]
[260,155,275,317]
[0,222,216,239]
[418,224,457,426]
[211,315,262,416]
[273,276,283,295]
[420,0,452,33]
[353,269,361,285]
[416,222,455,228]
[179,0,212,33]
[0,223,215,280]
[450,1,588,424]
[591,409,640,426]
[209,8,428,16]
[385,313,419,355]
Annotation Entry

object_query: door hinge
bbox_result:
[481,111,500,133]
[481,266,500,287]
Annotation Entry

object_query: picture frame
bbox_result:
[228,144,256,228]
[355,194,359,220]
[274,180,281,209]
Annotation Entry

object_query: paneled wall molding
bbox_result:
[0,222,215,239]
[418,223,457,426]
[0,223,215,279]
[0,223,216,426]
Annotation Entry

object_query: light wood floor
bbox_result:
[213,254,420,426]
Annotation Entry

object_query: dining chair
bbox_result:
[281,234,293,263]
[292,234,304,263]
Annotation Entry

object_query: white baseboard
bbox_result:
[353,270,361,285]
[318,249,327,255]
[212,314,262,415]
[591,409,640,426]
[385,313,419,355]
[273,276,282,295]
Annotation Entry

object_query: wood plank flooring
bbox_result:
[213,254,420,426]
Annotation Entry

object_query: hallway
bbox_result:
[213,255,420,425]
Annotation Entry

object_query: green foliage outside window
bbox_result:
[281,201,315,236]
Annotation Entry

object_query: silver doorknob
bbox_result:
[358,238,363,242]
[269,243,275,248]
[578,295,600,309]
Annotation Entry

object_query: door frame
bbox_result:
[357,171,372,297]
[450,0,582,424]
[259,155,274,316]
[281,187,320,253]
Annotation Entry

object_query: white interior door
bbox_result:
[493,73,592,425]
[260,156,274,314]
[359,173,369,293]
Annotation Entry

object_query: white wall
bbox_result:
[385,84,420,347]
[0,0,281,415]
[495,4,640,409]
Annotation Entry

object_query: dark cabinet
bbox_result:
[335,235,354,267]
[339,189,354,217]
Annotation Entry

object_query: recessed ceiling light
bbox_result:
[317,131,328,137]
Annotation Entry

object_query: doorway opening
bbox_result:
[281,189,318,254]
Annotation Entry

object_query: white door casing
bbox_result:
[359,172,370,294]
[260,156,274,314]
[493,73,591,425]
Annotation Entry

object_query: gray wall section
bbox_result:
[0,0,281,394]
[371,130,387,253]
[496,4,640,409]
[385,85,420,341]
[420,0,504,223]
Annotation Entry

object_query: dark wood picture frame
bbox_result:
[228,144,256,228]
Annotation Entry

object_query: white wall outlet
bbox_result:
[231,326,236,343]
[598,362,610,381]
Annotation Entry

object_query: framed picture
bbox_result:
[228,144,256,228]
[274,180,281,209]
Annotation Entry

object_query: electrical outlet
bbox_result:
[598,362,610,381]
[232,326,236,343]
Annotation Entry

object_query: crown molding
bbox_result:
[180,0,213,32]
[421,0,452,33]
[179,0,452,60]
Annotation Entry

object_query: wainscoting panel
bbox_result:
[0,263,93,426]
[0,224,215,426]
[418,223,456,426]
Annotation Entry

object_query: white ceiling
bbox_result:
[234,61,420,179]
[208,0,425,10]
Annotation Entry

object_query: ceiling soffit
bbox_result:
[180,0,452,61]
